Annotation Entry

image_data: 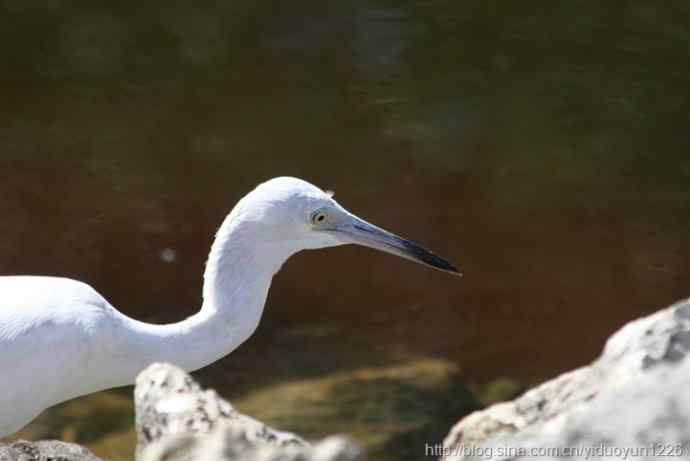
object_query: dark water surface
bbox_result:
[2,1,690,460]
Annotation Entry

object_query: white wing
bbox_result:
[0,276,115,435]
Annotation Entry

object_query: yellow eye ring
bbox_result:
[310,210,328,225]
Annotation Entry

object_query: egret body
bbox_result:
[0,177,458,436]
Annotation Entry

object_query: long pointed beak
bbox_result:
[331,214,461,276]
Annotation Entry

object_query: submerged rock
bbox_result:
[0,440,102,461]
[134,362,363,461]
[442,298,690,461]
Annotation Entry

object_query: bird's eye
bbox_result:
[310,210,329,225]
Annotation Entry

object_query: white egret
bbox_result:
[0,177,458,436]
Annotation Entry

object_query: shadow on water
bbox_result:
[366,376,480,461]
[2,0,690,460]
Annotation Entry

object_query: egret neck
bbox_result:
[107,211,294,384]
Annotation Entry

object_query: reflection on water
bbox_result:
[2,1,690,460]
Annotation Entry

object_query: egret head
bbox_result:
[234,177,460,275]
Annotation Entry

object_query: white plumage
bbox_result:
[0,177,458,436]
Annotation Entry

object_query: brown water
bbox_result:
[2,1,690,460]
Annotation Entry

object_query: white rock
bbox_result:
[134,363,362,461]
[442,298,690,461]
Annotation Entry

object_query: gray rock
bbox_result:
[134,363,363,461]
[442,298,690,461]
[0,440,102,461]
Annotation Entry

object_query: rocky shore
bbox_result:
[3,298,689,461]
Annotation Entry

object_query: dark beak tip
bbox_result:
[428,256,461,277]
[445,263,462,277]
